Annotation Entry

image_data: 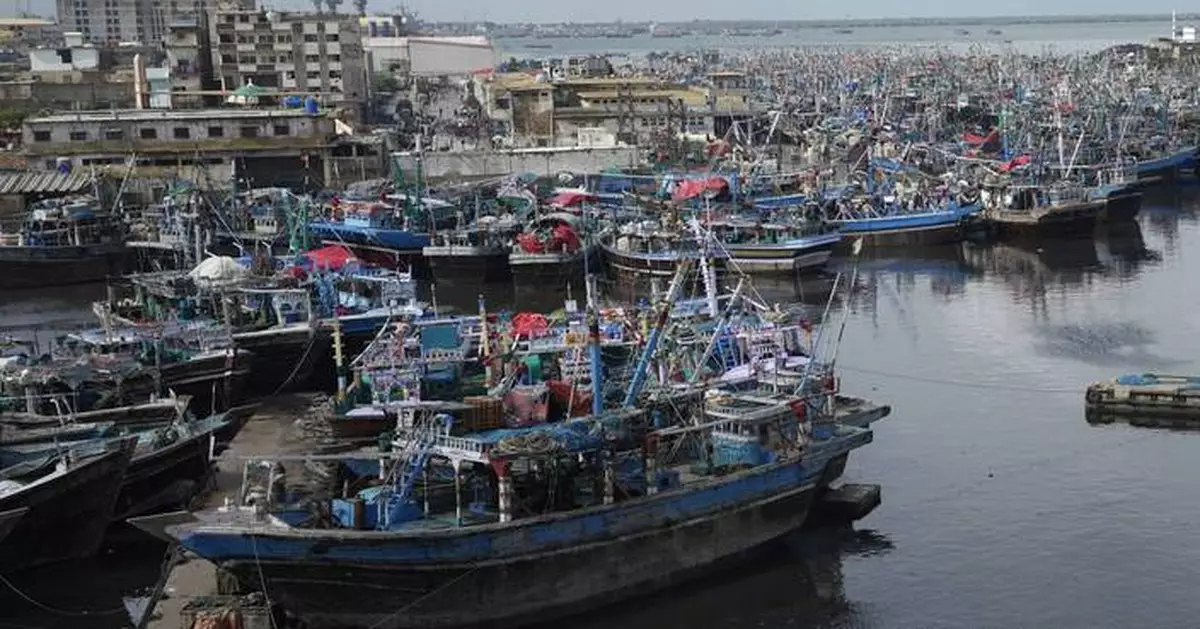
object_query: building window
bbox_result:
[277,34,291,43]
[218,33,232,43]
[32,130,50,142]
[140,128,157,139]
[173,127,190,139]
[328,54,339,62]
[328,70,341,79]
[273,124,289,136]
[240,126,258,138]
[238,14,249,22]
[208,126,224,138]
[104,128,123,140]
[69,130,88,141]
[324,34,338,42]
[224,14,235,23]
[306,71,319,80]
[258,35,272,44]
[303,34,318,42]
[304,54,319,62]
[221,54,235,63]
[44,159,57,169]
[238,55,255,64]
[284,70,296,80]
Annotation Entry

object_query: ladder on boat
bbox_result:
[385,409,444,525]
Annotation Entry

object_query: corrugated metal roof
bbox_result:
[0,171,93,196]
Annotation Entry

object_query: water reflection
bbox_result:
[554,525,894,629]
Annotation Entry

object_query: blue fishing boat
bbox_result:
[708,216,843,274]
[829,199,981,246]
[132,265,883,628]
[1132,146,1197,181]
[307,196,453,268]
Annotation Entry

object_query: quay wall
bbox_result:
[392,146,642,179]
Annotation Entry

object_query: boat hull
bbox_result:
[234,326,329,396]
[1101,192,1143,223]
[0,245,127,289]
[223,477,819,629]
[175,431,870,628]
[985,200,1108,239]
[601,243,726,279]
[509,251,590,284]
[724,234,841,274]
[114,428,220,521]
[0,447,132,571]
[423,246,512,282]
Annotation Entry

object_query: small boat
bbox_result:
[1085,374,1200,422]
[601,220,727,279]
[0,197,127,290]
[833,28,854,34]
[987,28,1003,36]
[308,197,452,269]
[0,439,134,571]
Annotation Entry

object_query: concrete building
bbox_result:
[210,10,368,119]
[366,33,494,76]
[22,108,338,189]
[473,70,754,149]
[56,0,253,45]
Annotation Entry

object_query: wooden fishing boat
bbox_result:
[601,221,727,279]
[982,184,1110,238]
[0,439,134,571]
[510,213,595,283]
[0,199,127,289]
[422,217,518,283]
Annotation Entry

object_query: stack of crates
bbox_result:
[454,396,506,435]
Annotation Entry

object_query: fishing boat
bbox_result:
[0,197,127,289]
[510,213,594,283]
[0,507,25,545]
[708,216,843,274]
[601,219,727,279]
[826,196,982,247]
[308,197,447,270]
[132,264,884,628]
[981,183,1118,238]
[0,438,134,571]
[422,216,520,283]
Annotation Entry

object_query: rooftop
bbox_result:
[26,108,324,125]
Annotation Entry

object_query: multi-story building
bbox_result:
[473,70,754,149]
[209,10,367,119]
[21,108,338,189]
[56,0,252,45]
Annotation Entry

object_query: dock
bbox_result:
[1085,374,1200,423]
[137,393,323,629]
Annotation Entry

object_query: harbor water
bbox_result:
[6,184,1200,627]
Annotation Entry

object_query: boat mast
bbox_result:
[622,261,690,407]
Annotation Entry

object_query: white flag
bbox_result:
[851,237,864,257]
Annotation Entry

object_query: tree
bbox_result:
[373,73,399,94]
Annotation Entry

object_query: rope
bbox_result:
[366,566,479,629]
[0,572,125,617]
[249,533,279,629]
[266,328,322,398]
[838,364,1081,394]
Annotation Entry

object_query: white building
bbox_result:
[29,32,100,73]
[365,33,494,76]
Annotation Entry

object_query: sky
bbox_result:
[11,0,1192,25]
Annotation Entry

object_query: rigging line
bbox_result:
[250,533,279,629]
[367,566,480,629]
[0,573,125,617]
[836,364,1081,394]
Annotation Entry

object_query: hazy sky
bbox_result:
[13,0,1189,24]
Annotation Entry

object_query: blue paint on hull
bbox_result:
[308,221,430,252]
[831,203,981,235]
[1135,148,1196,179]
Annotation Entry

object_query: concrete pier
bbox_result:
[143,393,323,629]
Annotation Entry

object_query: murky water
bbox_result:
[7,184,1200,626]
[496,19,1172,58]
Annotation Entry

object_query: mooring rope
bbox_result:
[0,572,125,617]
[838,363,1081,394]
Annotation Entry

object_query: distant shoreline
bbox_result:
[436,13,1194,29]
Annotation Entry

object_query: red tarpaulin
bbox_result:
[550,224,581,252]
[515,232,545,254]
[963,128,1001,147]
[998,154,1032,173]
[305,245,358,270]
[511,312,549,338]
[672,176,728,202]
[547,191,596,207]
[547,380,592,418]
